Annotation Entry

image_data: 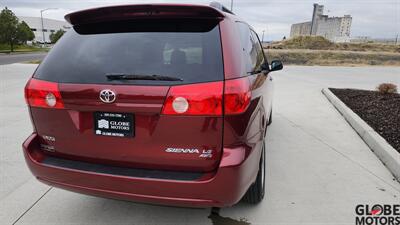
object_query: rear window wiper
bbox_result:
[106,73,183,81]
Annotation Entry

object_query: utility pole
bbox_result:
[230,0,233,11]
[40,8,57,46]
[396,34,399,45]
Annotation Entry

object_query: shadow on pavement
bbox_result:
[209,207,251,225]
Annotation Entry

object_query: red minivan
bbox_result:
[23,2,283,207]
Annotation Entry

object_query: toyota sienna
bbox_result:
[23,2,283,207]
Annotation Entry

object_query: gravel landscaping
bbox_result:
[330,88,400,153]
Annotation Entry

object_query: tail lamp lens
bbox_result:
[162,77,251,116]
[224,77,251,115]
[25,78,64,109]
[162,81,223,115]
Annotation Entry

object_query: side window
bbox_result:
[237,22,265,74]
[250,30,266,71]
[237,22,255,73]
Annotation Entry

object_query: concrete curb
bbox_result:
[322,88,400,181]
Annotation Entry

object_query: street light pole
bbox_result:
[40,8,57,45]
[40,10,45,44]
[262,30,266,43]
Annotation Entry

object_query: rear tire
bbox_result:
[242,142,265,204]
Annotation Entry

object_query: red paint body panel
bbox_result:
[219,16,244,80]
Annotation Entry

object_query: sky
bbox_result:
[1,0,399,41]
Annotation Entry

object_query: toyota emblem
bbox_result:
[99,89,116,103]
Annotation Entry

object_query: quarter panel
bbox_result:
[219,17,245,79]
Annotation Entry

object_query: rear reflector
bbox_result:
[25,78,64,109]
[162,81,223,116]
[162,77,251,116]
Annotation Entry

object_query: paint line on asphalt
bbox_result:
[276,113,400,193]
[12,187,53,225]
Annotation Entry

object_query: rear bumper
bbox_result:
[23,133,261,207]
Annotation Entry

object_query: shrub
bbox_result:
[376,83,398,94]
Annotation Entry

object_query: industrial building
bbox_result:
[290,4,352,42]
[17,16,71,44]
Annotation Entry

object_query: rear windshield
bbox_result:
[34,20,223,85]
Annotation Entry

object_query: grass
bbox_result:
[0,44,49,53]
[24,60,42,64]
[268,36,400,53]
[265,36,400,66]
[266,49,400,66]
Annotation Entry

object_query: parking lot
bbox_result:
[1,63,399,225]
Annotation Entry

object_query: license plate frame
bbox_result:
[94,112,134,138]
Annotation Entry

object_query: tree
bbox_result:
[0,7,19,52]
[17,21,35,44]
[49,29,65,43]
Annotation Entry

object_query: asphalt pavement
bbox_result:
[0,53,47,65]
[0,64,399,225]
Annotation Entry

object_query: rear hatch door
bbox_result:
[29,16,225,172]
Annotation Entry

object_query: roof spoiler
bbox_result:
[209,2,234,15]
[65,4,225,25]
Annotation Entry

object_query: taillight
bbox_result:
[162,81,223,115]
[224,77,251,115]
[161,77,251,116]
[24,78,64,109]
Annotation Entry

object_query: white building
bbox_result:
[18,16,71,44]
[290,4,352,42]
[316,14,352,41]
[290,22,311,38]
